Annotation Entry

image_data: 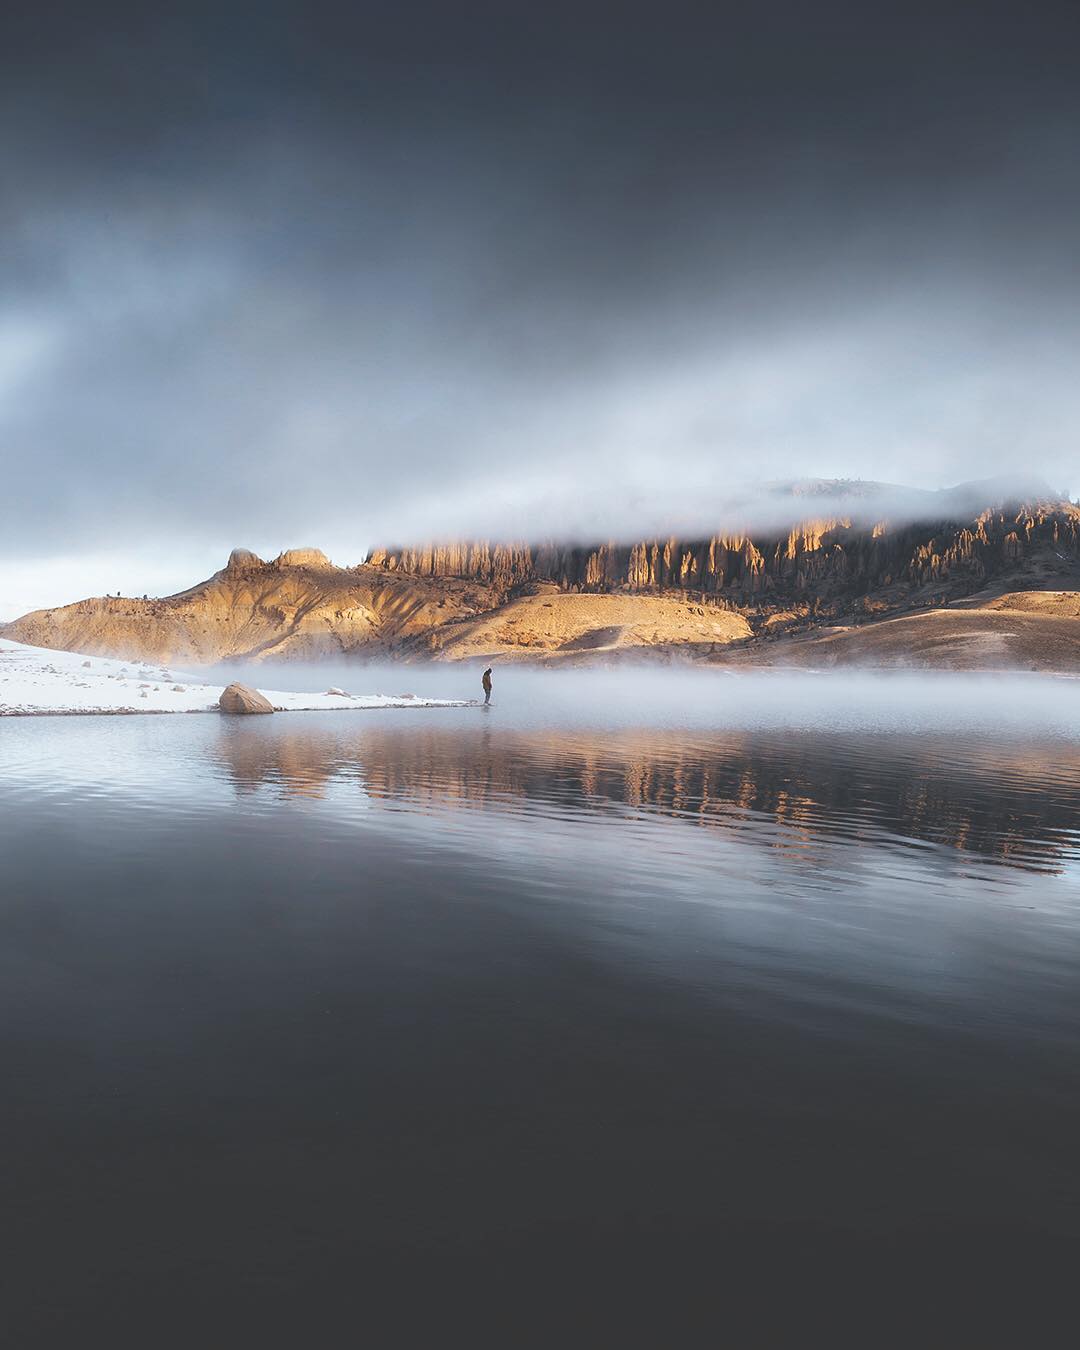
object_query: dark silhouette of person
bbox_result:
[482,667,493,704]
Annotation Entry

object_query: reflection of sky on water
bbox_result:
[4,674,1080,1336]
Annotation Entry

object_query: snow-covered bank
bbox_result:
[0,639,470,716]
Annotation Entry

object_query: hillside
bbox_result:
[1,549,503,665]
[413,588,752,662]
[4,481,1080,668]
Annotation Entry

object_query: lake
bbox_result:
[3,669,1080,1342]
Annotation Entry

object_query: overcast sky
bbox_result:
[3,0,1080,616]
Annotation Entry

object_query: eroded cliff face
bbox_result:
[367,499,1080,610]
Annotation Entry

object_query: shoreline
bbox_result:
[1,702,476,718]
[5,634,1080,718]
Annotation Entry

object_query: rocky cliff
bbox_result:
[367,487,1080,615]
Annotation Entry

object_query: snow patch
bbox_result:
[0,638,469,716]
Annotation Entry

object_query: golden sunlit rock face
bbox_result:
[4,498,1080,667]
[1,555,500,665]
[369,501,1080,599]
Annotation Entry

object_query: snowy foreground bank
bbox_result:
[0,639,470,716]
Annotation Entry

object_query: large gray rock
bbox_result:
[219,682,274,715]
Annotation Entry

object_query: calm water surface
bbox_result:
[3,672,1080,1340]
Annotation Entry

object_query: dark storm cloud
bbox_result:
[3,0,1080,572]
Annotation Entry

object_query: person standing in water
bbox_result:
[482,667,493,705]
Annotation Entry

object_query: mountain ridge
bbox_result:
[4,479,1080,667]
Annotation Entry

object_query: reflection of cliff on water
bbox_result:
[215,721,343,799]
[211,722,1080,873]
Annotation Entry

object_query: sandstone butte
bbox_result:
[4,481,1080,671]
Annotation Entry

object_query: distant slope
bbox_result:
[741,595,1080,672]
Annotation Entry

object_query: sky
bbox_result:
[3,0,1080,617]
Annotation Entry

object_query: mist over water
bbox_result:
[3,672,1080,1336]
[206,662,1080,739]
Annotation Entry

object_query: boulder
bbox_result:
[219,682,274,715]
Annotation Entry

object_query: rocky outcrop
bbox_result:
[219,683,274,714]
[366,542,535,589]
[226,548,265,571]
[273,548,333,570]
[367,495,1080,611]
